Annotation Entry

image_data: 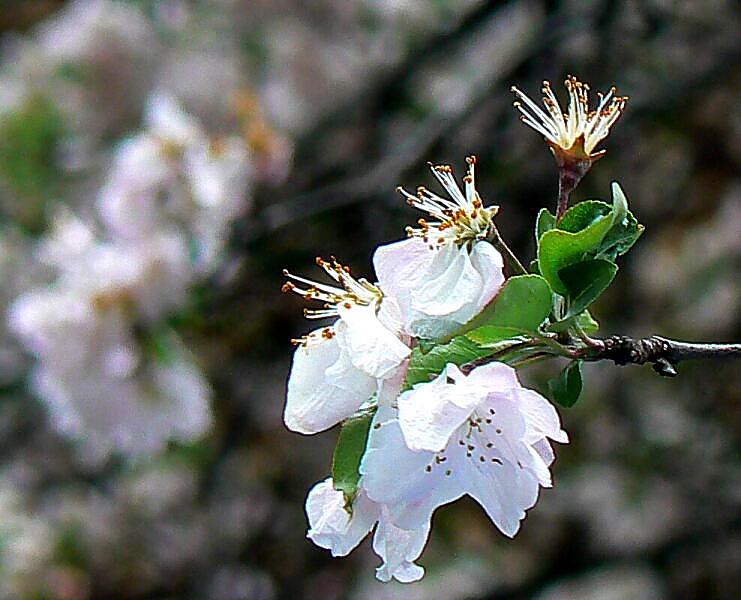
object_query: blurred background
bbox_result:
[0,0,738,599]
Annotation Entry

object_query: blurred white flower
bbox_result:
[282,257,410,434]
[98,91,252,272]
[0,483,55,592]
[306,477,430,583]
[360,362,567,537]
[9,210,206,462]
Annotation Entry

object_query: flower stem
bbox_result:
[553,150,593,220]
[486,225,527,275]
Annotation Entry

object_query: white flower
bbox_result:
[283,258,410,434]
[374,237,504,339]
[375,157,505,340]
[511,76,627,159]
[360,362,567,537]
[306,478,430,583]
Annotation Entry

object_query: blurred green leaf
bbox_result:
[332,408,374,507]
[559,259,618,318]
[548,360,584,407]
[0,95,65,228]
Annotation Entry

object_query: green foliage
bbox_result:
[332,408,375,507]
[537,203,614,295]
[548,361,584,407]
[559,259,618,318]
[0,96,65,229]
[537,183,641,295]
[535,208,556,241]
[547,309,599,334]
[464,274,553,335]
[404,336,491,389]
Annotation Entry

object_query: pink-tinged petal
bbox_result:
[465,455,539,537]
[515,388,569,444]
[462,360,520,391]
[335,303,410,379]
[360,416,462,530]
[373,237,432,319]
[306,478,377,557]
[469,240,505,307]
[373,508,430,583]
[284,332,376,434]
[398,367,482,452]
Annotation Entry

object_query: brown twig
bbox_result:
[579,335,741,377]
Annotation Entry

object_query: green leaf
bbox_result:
[536,208,557,242]
[332,409,375,505]
[546,309,600,334]
[537,184,637,295]
[576,309,600,333]
[467,325,530,347]
[595,183,644,261]
[538,212,613,295]
[548,361,584,407]
[0,95,65,229]
[557,200,612,233]
[404,336,491,389]
[559,259,618,318]
[465,274,553,334]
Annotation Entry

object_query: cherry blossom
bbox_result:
[360,362,567,537]
[511,76,627,159]
[305,478,430,583]
[374,157,504,339]
[283,257,411,434]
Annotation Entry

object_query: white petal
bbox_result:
[463,360,520,391]
[145,91,203,146]
[469,240,505,309]
[360,416,461,530]
[373,508,430,583]
[335,303,410,379]
[516,388,569,444]
[413,244,483,318]
[464,454,539,537]
[284,332,376,434]
[305,478,377,557]
[373,237,432,321]
[398,365,483,452]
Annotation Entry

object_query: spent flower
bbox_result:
[511,75,627,160]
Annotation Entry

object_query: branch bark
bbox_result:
[580,335,741,377]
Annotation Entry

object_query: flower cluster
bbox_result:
[8,93,254,464]
[284,158,568,581]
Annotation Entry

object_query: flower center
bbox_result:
[283,257,383,343]
[399,156,498,248]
